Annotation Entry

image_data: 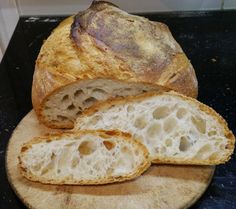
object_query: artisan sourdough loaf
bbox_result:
[74,92,235,165]
[32,1,198,129]
[19,130,150,185]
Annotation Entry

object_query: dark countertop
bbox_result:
[0,11,236,209]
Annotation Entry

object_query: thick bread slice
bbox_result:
[75,92,235,165]
[19,130,151,185]
[32,1,198,129]
[39,79,168,129]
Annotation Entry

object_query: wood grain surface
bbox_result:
[6,110,215,209]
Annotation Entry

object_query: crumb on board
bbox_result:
[211,58,217,62]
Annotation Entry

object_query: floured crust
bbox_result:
[32,1,198,128]
[19,130,151,185]
[75,91,235,165]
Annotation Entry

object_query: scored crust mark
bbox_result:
[71,1,180,75]
[74,92,235,165]
[19,130,151,185]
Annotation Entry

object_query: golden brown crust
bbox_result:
[32,1,198,128]
[19,130,151,185]
[77,91,235,165]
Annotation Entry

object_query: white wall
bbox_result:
[0,47,3,61]
[0,0,19,61]
[224,0,236,9]
[17,0,222,15]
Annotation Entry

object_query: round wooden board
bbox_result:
[6,110,215,209]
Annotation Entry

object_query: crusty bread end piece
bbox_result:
[32,1,198,129]
[19,130,151,185]
[75,92,235,165]
[38,79,168,129]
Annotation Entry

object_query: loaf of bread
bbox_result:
[19,130,150,185]
[74,92,235,165]
[32,0,197,129]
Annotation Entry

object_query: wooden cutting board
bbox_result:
[6,110,214,209]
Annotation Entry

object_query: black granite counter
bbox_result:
[0,11,236,209]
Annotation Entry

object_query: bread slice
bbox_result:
[39,79,168,129]
[32,1,198,129]
[19,130,151,185]
[74,92,235,165]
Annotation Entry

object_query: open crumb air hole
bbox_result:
[57,115,68,121]
[90,115,102,125]
[78,141,96,155]
[147,123,161,137]
[176,108,188,119]
[164,118,177,133]
[165,138,172,147]
[134,117,147,129]
[82,97,98,107]
[103,141,115,150]
[191,116,206,134]
[71,157,80,168]
[74,90,84,98]
[179,136,191,152]
[195,144,211,159]
[152,106,170,119]
[67,103,76,110]
[61,95,69,102]
[127,105,135,112]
